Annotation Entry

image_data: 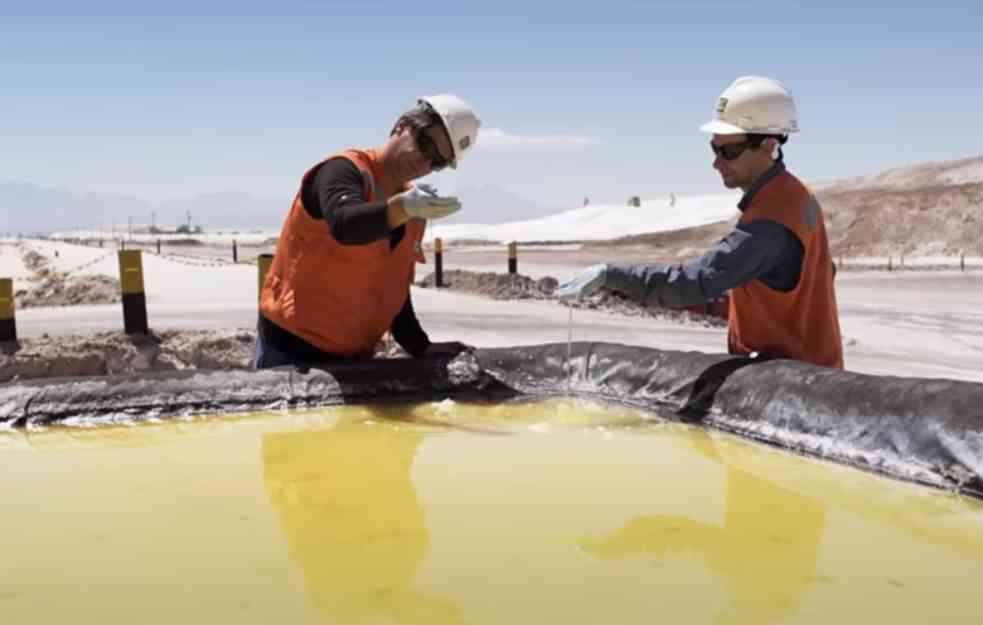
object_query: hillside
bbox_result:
[814,155,983,256]
[818,182,983,256]
[816,155,983,192]
[583,155,983,259]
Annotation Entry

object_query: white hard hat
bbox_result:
[700,76,799,135]
[419,94,480,169]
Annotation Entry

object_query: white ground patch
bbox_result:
[44,191,742,246]
[0,242,33,280]
[425,192,741,243]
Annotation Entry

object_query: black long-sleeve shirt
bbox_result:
[604,160,805,308]
[259,158,431,359]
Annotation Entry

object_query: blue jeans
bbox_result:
[254,331,301,369]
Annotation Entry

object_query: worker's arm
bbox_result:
[602,220,804,308]
[391,294,474,358]
[304,158,408,244]
[390,294,431,357]
[306,159,459,243]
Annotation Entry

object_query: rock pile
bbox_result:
[419,270,557,300]
[418,269,726,328]
[0,329,257,382]
[16,275,120,308]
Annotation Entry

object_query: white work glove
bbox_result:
[396,184,461,220]
[554,264,609,299]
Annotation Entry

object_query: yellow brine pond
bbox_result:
[2,398,982,625]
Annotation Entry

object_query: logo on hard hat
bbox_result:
[459,136,471,151]
[715,97,728,115]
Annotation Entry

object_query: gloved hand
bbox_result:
[554,264,609,299]
[395,184,461,220]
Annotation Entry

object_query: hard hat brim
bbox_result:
[699,119,748,135]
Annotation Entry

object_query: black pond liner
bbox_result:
[2,342,982,499]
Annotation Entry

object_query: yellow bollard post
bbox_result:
[508,241,517,274]
[118,250,148,335]
[0,278,16,343]
[435,238,444,288]
[258,254,273,302]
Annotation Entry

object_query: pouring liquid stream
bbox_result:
[566,305,574,390]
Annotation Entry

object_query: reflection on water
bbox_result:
[3,399,983,625]
[263,415,465,625]
[581,432,825,625]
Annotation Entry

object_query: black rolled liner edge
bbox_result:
[2,341,981,499]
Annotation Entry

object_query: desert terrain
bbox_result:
[3,154,983,384]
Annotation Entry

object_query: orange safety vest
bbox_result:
[728,170,844,369]
[260,149,426,357]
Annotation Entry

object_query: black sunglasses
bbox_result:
[710,138,765,161]
[415,127,450,171]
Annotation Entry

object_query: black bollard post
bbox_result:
[508,241,517,274]
[156,238,161,254]
[233,239,238,263]
[118,250,149,335]
[435,238,444,287]
[0,278,16,343]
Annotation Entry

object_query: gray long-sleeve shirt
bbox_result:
[604,161,805,308]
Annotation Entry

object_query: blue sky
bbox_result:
[2,1,981,211]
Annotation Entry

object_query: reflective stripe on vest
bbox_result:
[260,149,427,357]
[727,171,844,369]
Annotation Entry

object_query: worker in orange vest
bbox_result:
[257,95,481,368]
[557,77,843,369]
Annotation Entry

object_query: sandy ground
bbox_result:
[1,329,255,381]
[3,238,983,384]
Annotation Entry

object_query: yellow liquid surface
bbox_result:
[3,398,983,625]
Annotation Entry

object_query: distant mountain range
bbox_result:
[0,181,555,234]
[7,153,981,243]
[443,185,561,224]
[0,182,291,234]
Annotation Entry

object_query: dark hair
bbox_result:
[745,133,788,147]
[390,102,441,137]
[746,133,789,160]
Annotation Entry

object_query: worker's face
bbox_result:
[711,134,773,190]
[392,122,454,182]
